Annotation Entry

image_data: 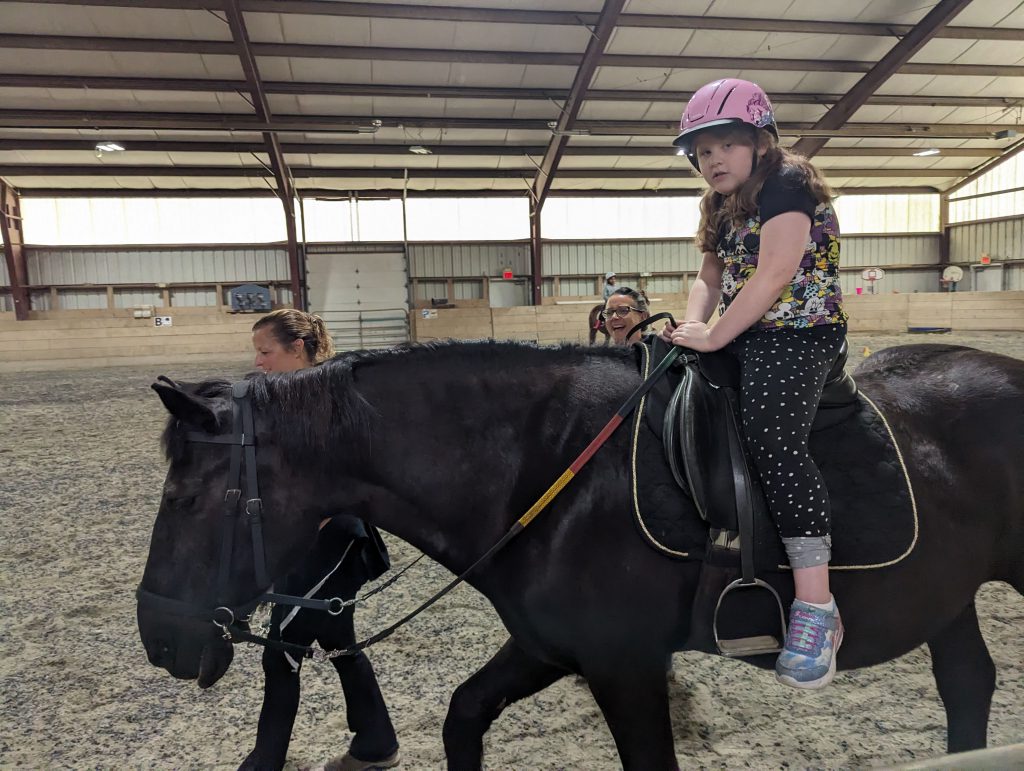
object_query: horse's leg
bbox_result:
[442,637,567,771]
[239,646,303,771]
[584,651,677,771]
[927,601,996,753]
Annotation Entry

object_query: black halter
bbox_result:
[136,380,346,659]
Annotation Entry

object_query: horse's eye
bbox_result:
[166,495,197,510]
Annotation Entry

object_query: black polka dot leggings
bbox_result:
[727,323,847,568]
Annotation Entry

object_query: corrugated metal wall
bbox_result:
[541,235,939,276]
[1008,264,1024,291]
[415,280,448,301]
[408,242,530,278]
[950,217,1024,266]
[5,229,1006,314]
[842,234,939,267]
[28,246,289,284]
[22,245,290,310]
[544,240,702,274]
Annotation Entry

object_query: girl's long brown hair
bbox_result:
[695,126,834,253]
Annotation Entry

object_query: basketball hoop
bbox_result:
[860,267,885,295]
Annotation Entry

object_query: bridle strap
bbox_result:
[238,382,270,589]
[143,379,345,631]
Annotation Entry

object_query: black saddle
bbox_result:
[641,335,858,657]
[661,338,858,534]
[631,335,914,657]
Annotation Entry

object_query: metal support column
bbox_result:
[1,180,30,320]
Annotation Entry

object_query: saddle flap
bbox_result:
[667,362,758,533]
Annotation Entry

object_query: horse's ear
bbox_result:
[151,382,219,433]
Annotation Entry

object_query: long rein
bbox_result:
[231,316,681,663]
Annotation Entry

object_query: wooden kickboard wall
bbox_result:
[416,291,1024,343]
[1,291,1021,372]
[0,309,268,372]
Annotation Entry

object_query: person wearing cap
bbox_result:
[602,272,618,301]
[662,78,848,690]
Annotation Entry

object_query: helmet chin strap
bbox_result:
[750,126,761,175]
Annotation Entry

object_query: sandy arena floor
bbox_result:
[0,331,1021,769]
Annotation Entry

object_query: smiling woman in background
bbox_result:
[602,287,651,346]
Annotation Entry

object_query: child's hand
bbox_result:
[670,321,718,352]
[659,319,679,343]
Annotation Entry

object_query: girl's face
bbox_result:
[694,130,762,195]
[252,327,309,373]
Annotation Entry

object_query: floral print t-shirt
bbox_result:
[716,167,847,331]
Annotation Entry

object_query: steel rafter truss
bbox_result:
[220,0,304,309]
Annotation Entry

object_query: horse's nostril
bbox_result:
[147,640,173,667]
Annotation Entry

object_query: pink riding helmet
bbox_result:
[673,78,779,168]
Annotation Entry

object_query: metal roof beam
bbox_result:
[529,0,623,305]
[14,185,941,199]
[0,165,970,179]
[1,74,1019,110]
[791,0,974,159]
[532,0,624,210]
[0,139,1002,158]
[4,34,1024,77]
[0,110,1016,139]
[220,1,291,202]
[221,0,302,308]
[17,1,1024,41]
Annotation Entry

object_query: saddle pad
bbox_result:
[629,350,918,572]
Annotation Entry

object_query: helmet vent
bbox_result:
[716,85,738,116]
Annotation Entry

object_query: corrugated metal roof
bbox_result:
[0,0,1022,197]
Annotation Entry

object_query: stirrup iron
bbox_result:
[713,577,788,658]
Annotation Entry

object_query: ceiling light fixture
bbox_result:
[912,148,940,157]
[547,121,590,137]
[994,129,1018,140]
[353,120,383,135]
[95,142,125,152]
[409,145,432,155]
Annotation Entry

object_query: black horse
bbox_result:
[138,342,1024,770]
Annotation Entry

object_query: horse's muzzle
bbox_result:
[137,602,234,687]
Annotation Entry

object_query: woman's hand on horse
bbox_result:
[670,321,720,352]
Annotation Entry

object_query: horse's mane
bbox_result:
[162,340,636,468]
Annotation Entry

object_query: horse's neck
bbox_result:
[346,351,620,571]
